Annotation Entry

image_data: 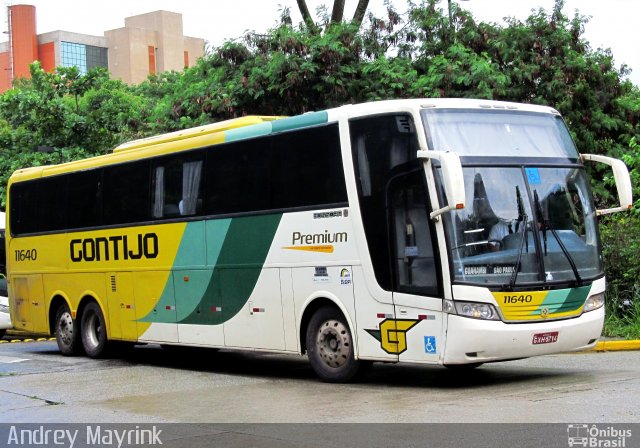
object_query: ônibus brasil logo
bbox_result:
[567,424,632,447]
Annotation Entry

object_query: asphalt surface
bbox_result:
[2,337,640,447]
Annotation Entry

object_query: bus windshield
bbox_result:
[442,166,602,286]
[421,109,579,158]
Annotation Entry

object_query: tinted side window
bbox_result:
[10,176,67,234]
[152,153,204,219]
[205,138,271,215]
[271,124,347,209]
[37,176,68,232]
[10,182,39,234]
[67,170,103,229]
[103,161,150,225]
[350,114,420,291]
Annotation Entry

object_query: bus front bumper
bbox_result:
[442,306,604,365]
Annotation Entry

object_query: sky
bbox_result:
[1,0,638,86]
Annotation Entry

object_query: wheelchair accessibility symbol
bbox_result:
[424,336,437,354]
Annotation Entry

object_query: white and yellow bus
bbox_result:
[6,99,633,382]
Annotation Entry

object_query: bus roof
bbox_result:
[113,116,283,153]
[9,98,561,184]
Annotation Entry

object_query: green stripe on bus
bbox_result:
[224,122,273,142]
[270,111,328,133]
[172,219,232,321]
[533,285,590,315]
[179,213,282,325]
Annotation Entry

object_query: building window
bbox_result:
[86,45,108,71]
[61,41,107,75]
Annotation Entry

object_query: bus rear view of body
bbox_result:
[6,99,632,382]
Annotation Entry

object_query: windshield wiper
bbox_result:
[533,190,583,286]
[507,186,528,290]
[507,213,528,290]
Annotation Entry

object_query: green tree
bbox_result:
[0,62,151,207]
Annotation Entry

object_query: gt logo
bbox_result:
[365,319,421,354]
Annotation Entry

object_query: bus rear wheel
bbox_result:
[81,302,109,358]
[55,303,81,356]
[306,306,364,383]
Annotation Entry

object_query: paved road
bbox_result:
[1,339,639,425]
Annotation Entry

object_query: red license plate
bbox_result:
[532,331,559,345]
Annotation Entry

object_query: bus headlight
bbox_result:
[453,301,500,320]
[583,292,605,312]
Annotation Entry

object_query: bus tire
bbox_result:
[55,303,81,356]
[306,306,363,383]
[81,302,109,358]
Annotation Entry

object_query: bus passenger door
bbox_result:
[388,171,444,364]
[106,272,137,341]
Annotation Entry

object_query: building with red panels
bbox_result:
[0,4,205,92]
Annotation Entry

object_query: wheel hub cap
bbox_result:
[316,319,351,368]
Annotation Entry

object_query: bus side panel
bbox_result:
[45,272,107,316]
[223,268,286,350]
[175,269,224,346]
[11,275,47,333]
[106,271,137,341]
[135,271,178,343]
[279,267,298,352]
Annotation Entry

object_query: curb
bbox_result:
[592,340,640,352]
[0,337,55,344]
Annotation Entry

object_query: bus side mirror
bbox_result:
[417,150,465,220]
[581,154,633,215]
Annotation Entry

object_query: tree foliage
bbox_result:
[0,62,152,207]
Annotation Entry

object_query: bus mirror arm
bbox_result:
[417,150,466,220]
[581,154,633,215]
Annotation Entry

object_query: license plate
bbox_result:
[532,331,559,345]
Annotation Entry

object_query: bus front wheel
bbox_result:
[55,303,81,356]
[81,302,109,358]
[306,306,364,383]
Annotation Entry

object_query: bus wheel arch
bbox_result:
[299,297,352,354]
[300,298,365,382]
[78,297,110,358]
[50,295,82,356]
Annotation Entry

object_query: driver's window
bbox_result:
[389,171,440,296]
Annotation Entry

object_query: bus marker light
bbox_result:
[418,315,436,320]
[376,313,392,319]
[165,305,175,311]
[183,276,189,282]
[211,306,222,312]
[252,307,265,313]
